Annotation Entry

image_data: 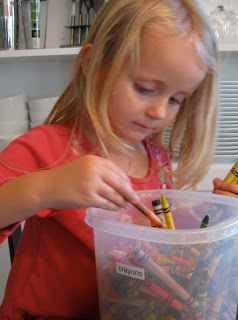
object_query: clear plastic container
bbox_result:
[85,189,238,320]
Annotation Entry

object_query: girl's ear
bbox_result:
[81,44,93,76]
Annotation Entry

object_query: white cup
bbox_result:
[0,121,29,135]
[27,96,58,111]
[0,94,27,112]
[30,122,41,128]
[0,109,29,121]
[29,110,50,123]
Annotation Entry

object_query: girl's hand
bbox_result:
[39,155,140,211]
[213,178,238,198]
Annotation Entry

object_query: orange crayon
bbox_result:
[132,201,168,229]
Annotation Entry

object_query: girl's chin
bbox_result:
[114,128,154,143]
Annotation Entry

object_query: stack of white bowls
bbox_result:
[28,96,59,128]
[0,94,29,151]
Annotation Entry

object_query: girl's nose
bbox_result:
[146,99,167,120]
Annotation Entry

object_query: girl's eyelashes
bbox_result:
[170,97,183,106]
[134,82,154,94]
[134,81,184,105]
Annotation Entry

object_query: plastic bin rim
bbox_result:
[85,189,238,244]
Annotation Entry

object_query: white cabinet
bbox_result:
[0,48,80,100]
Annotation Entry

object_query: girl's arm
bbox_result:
[213,178,238,198]
[0,154,140,229]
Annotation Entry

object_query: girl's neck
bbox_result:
[108,140,149,178]
[83,127,149,178]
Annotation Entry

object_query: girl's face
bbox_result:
[108,29,207,143]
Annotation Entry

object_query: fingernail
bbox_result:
[130,195,140,205]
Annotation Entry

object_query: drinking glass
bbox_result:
[20,0,48,49]
[209,4,237,43]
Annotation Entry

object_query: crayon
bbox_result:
[106,296,167,316]
[102,301,122,320]
[166,315,176,320]
[132,201,168,229]
[142,241,158,253]
[229,256,238,302]
[150,255,176,266]
[152,199,166,224]
[199,241,220,262]
[146,312,159,320]
[206,286,224,319]
[161,194,175,229]
[200,215,209,228]
[223,161,238,183]
[207,254,232,320]
[127,277,184,311]
[177,244,201,259]
[231,176,238,184]
[204,239,234,266]
[186,260,207,295]
[148,252,195,268]
[162,264,194,277]
[196,269,210,318]
[207,255,226,301]
[133,248,199,309]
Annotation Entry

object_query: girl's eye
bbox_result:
[170,97,183,106]
[134,82,154,94]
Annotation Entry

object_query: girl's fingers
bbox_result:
[213,189,238,198]
[213,180,238,198]
[98,185,129,209]
[102,172,140,205]
[90,193,122,211]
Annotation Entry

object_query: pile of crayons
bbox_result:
[99,235,237,319]
[96,163,238,319]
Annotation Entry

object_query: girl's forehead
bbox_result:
[122,30,206,94]
[138,27,206,71]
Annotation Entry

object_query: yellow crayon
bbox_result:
[231,175,238,184]
[223,161,238,183]
[161,194,175,230]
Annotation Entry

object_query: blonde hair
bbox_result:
[45,0,218,190]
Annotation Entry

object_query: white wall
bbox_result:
[0,0,73,304]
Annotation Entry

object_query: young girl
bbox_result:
[0,0,219,319]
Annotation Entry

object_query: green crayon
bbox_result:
[200,215,209,228]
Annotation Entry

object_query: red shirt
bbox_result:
[0,123,172,320]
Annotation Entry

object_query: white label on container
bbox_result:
[116,262,145,280]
